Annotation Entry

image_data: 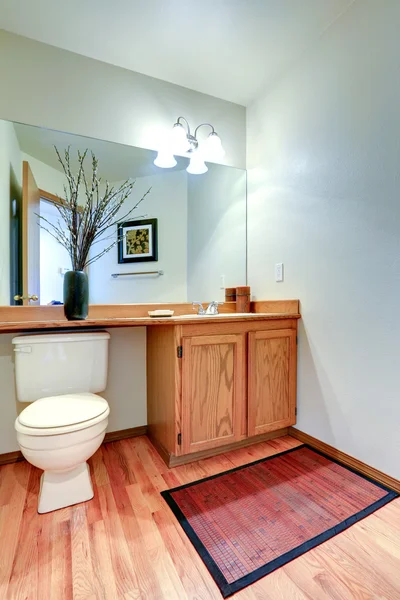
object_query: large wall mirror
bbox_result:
[0,119,247,306]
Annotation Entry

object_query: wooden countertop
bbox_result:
[0,300,300,334]
[0,312,300,334]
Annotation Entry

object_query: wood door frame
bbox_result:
[39,189,83,213]
[22,161,40,306]
[248,328,297,436]
[181,333,246,454]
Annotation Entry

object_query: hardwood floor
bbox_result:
[0,435,399,599]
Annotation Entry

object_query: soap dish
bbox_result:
[148,310,175,318]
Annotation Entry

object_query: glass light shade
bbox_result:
[186,153,208,175]
[171,123,190,153]
[154,151,177,169]
[204,132,225,160]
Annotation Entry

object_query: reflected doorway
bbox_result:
[39,197,70,305]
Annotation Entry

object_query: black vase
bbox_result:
[63,271,89,320]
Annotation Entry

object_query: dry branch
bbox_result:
[37,147,151,271]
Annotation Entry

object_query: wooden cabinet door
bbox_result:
[181,334,245,454]
[248,329,297,436]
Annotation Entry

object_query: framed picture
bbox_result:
[118,218,158,263]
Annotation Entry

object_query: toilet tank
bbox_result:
[12,331,110,402]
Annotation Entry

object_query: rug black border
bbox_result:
[161,444,398,598]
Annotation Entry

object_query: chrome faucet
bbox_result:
[192,301,224,315]
[205,301,224,315]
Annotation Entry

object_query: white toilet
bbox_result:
[13,331,110,514]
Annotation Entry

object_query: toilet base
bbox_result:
[38,462,94,514]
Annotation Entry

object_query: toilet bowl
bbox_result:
[12,332,111,514]
[15,392,109,513]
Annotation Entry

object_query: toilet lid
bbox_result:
[18,393,109,429]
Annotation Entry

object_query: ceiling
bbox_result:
[1,0,353,106]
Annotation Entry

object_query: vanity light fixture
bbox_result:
[153,150,177,169]
[186,153,208,175]
[153,117,225,175]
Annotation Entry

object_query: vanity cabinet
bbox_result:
[147,317,298,466]
[181,333,246,454]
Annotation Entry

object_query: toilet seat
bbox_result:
[15,393,109,436]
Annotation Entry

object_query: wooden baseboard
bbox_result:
[147,430,171,466]
[104,425,147,444]
[0,426,148,465]
[0,450,24,466]
[161,428,289,468]
[289,427,400,494]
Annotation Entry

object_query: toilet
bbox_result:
[13,331,110,514]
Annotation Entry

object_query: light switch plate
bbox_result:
[275,263,284,282]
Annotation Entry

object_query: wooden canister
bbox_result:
[225,287,237,303]
[236,286,251,313]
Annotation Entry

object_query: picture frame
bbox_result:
[117,218,158,263]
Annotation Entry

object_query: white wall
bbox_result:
[247,0,400,478]
[0,334,20,452]
[0,30,246,169]
[187,164,247,301]
[0,121,21,304]
[89,169,188,303]
[100,328,147,433]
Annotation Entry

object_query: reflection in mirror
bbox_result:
[0,119,247,306]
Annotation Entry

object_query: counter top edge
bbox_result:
[0,312,301,333]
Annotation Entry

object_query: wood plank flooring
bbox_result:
[0,435,399,599]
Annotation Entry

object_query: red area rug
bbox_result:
[161,445,398,597]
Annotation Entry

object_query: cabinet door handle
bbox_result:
[14,294,38,302]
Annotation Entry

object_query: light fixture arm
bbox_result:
[175,118,217,145]
[176,116,191,137]
[194,123,216,139]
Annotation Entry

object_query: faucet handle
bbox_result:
[192,301,206,315]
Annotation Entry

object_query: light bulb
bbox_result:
[154,151,177,169]
[203,132,225,160]
[171,123,190,153]
[186,153,208,175]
